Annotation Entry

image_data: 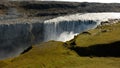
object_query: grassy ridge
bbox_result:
[1,23,120,68]
[76,23,120,47]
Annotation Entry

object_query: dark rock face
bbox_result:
[1,2,120,18]
[21,2,120,12]
[0,19,98,59]
[19,2,120,17]
[31,23,44,44]
[22,3,77,10]
[0,23,32,59]
[0,21,45,59]
[0,1,120,60]
[0,4,7,9]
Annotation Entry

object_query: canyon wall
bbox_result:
[0,19,98,59]
[0,12,120,59]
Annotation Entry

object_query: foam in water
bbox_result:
[44,20,99,41]
[57,32,78,42]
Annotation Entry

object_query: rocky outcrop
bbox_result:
[101,19,120,25]
[1,2,120,18]
[0,18,99,59]
[0,20,44,59]
[0,12,120,59]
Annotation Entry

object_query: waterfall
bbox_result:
[0,12,120,59]
[44,12,120,41]
[44,20,100,42]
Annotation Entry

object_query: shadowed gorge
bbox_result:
[0,12,120,59]
[0,19,100,58]
[1,23,120,68]
[0,1,120,68]
[0,19,99,59]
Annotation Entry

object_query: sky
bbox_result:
[40,0,120,3]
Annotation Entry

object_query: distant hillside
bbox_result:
[0,1,120,18]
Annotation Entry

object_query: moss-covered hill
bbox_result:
[0,23,120,68]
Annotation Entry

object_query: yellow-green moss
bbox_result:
[75,23,120,47]
[1,23,120,68]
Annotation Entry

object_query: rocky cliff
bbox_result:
[0,19,44,59]
[0,1,120,60]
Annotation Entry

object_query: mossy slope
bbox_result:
[1,23,120,68]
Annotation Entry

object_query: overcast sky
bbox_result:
[40,0,120,3]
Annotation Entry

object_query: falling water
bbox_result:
[0,12,120,59]
[44,12,120,42]
[44,20,99,42]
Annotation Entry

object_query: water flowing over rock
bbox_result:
[44,12,120,41]
[0,12,120,59]
[44,20,98,42]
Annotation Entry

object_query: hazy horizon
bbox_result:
[55,0,120,3]
[6,0,120,3]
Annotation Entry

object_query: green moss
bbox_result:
[0,61,8,68]
[75,23,120,47]
[1,23,120,68]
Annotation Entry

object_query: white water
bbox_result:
[44,12,120,42]
[57,32,78,42]
[0,12,120,59]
